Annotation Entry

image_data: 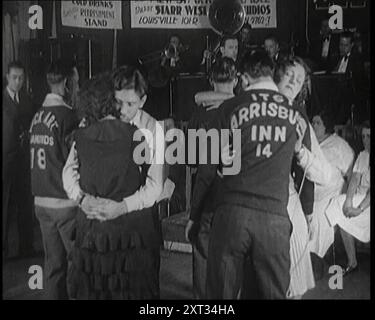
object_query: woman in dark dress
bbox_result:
[67,72,160,300]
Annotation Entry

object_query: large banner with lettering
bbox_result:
[130,0,277,29]
[61,1,123,29]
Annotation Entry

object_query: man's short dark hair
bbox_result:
[7,61,25,74]
[169,34,181,42]
[241,23,252,32]
[112,65,148,97]
[340,31,354,43]
[240,50,274,79]
[264,34,279,45]
[46,59,76,86]
[210,57,237,84]
[220,35,239,48]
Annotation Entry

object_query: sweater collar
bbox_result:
[42,93,72,109]
[248,80,279,92]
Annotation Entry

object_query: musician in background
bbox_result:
[146,34,188,119]
[201,35,239,71]
[330,31,367,124]
[238,23,253,63]
[309,18,339,71]
[160,34,188,72]
[264,34,286,64]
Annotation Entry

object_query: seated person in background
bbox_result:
[185,57,238,299]
[325,121,370,276]
[330,31,367,124]
[309,18,339,71]
[264,34,287,65]
[330,31,365,77]
[309,111,355,258]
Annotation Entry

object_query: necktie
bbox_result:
[344,55,349,61]
[14,93,19,104]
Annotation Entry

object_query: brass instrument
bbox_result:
[208,0,246,36]
[204,0,246,72]
[138,43,184,67]
[165,43,178,60]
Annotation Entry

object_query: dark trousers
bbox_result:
[207,204,292,300]
[35,205,77,300]
[192,211,214,299]
[2,155,34,257]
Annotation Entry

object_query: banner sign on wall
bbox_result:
[130,0,277,29]
[61,1,123,29]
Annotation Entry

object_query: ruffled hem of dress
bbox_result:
[68,266,159,300]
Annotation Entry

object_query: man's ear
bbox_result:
[241,73,250,89]
[220,46,224,56]
[140,94,147,109]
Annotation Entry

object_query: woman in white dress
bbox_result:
[275,57,332,299]
[309,111,355,258]
[326,121,370,275]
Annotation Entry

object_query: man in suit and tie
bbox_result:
[310,18,339,71]
[264,35,287,65]
[333,31,365,77]
[3,61,36,259]
[330,31,367,124]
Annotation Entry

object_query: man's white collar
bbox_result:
[6,86,18,101]
[42,93,71,109]
[248,80,279,92]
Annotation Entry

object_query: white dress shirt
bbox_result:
[321,36,331,59]
[337,53,350,73]
[7,87,19,103]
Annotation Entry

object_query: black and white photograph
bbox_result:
[2,0,371,303]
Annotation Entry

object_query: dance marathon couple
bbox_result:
[186,52,327,299]
[30,61,165,300]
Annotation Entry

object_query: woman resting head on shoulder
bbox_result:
[274,56,311,108]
